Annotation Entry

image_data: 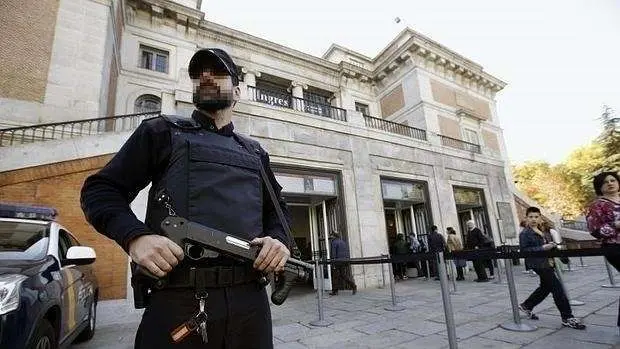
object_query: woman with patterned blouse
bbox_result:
[586,171,620,328]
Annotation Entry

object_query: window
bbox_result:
[58,229,74,262]
[134,94,161,113]
[355,102,370,116]
[463,128,479,144]
[139,45,169,73]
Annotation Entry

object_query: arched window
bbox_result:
[134,94,161,113]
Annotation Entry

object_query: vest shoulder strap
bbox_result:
[160,114,202,130]
[234,133,264,155]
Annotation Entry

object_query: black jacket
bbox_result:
[465,227,486,249]
[428,231,446,253]
[80,111,290,253]
[519,227,552,270]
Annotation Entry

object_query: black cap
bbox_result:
[188,48,239,85]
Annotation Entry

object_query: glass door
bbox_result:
[309,201,332,290]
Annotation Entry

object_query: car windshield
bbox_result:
[0,220,50,260]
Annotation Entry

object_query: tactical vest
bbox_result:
[144,115,264,245]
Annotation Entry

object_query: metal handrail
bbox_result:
[439,135,481,153]
[0,111,160,147]
[363,115,427,141]
[560,220,588,232]
[247,86,347,122]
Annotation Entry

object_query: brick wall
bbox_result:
[0,0,59,101]
[0,154,129,300]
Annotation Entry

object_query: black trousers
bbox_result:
[604,252,620,327]
[472,259,488,280]
[332,265,356,291]
[455,266,464,280]
[522,267,573,320]
[134,283,272,349]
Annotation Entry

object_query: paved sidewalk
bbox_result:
[72,257,620,349]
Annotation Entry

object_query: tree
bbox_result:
[564,142,606,202]
[512,105,618,219]
[598,106,620,171]
[513,161,587,219]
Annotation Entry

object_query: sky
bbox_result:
[201,0,620,165]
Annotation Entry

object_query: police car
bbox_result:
[0,203,99,349]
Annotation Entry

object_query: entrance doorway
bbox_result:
[286,199,338,290]
[453,186,492,245]
[380,178,433,251]
[275,170,345,291]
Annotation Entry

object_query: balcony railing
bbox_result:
[560,220,588,232]
[247,86,347,122]
[0,112,160,147]
[439,135,481,153]
[363,115,427,141]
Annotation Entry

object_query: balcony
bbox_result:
[247,86,347,122]
[439,135,481,153]
[363,115,427,141]
[0,112,159,147]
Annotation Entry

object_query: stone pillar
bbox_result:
[348,111,366,127]
[160,91,175,114]
[241,68,261,100]
[290,81,307,111]
[340,89,354,110]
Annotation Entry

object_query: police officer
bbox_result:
[80,48,291,348]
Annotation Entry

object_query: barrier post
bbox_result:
[554,261,584,306]
[448,257,461,295]
[380,254,386,289]
[496,259,506,284]
[602,258,620,288]
[309,257,333,327]
[500,257,537,332]
[437,252,458,349]
[425,258,431,280]
[385,255,406,312]
[579,257,588,268]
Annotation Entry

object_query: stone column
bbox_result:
[160,91,175,114]
[290,81,307,111]
[241,68,261,100]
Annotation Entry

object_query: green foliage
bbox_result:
[512,106,618,219]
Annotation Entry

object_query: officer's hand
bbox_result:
[129,235,184,278]
[251,237,290,273]
[542,243,556,251]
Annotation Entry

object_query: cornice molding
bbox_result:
[126,0,204,26]
[124,4,506,96]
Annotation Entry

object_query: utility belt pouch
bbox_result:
[130,262,151,309]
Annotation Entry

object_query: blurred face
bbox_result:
[192,67,239,112]
[526,212,540,228]
[601,175,619,196]
[466,221,474,230]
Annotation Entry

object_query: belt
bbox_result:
[162,264,262,289]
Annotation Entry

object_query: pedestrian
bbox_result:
[328,231,357,295]
[464,220,489,282]
[586,171,620,330]
[391,234,410,279]
[427,225,446,280]
[81,48,292,348]
[446,227,465,281]
[518,206,586,329]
